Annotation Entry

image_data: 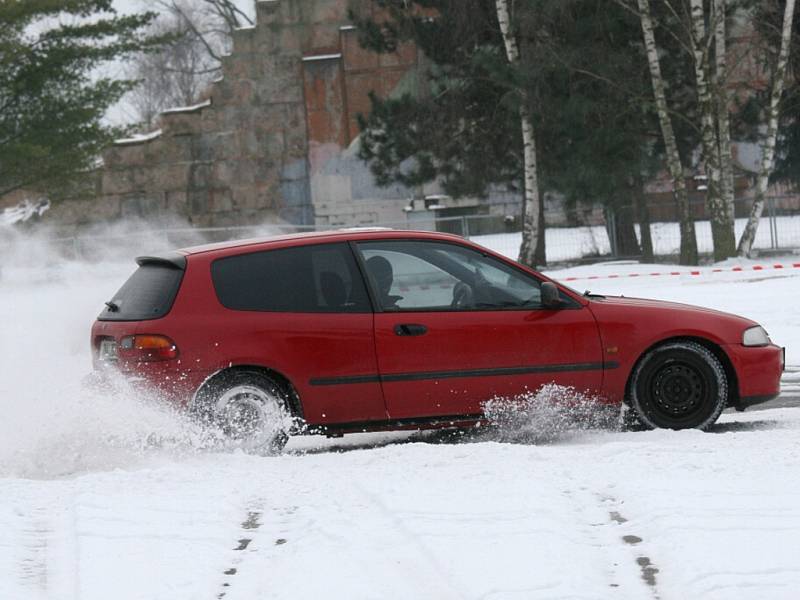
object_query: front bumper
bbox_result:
[723,344,784,411]
[735,393,781,411]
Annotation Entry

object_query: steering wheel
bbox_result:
[451,282,475,309]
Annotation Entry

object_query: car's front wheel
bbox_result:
[194,370,291,455]
[628,341,728,430]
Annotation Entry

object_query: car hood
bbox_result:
[590,294,743,315]
[586,295,759,342]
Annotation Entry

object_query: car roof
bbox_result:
[177,228,470,256]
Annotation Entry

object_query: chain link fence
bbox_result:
[5,195,800,266]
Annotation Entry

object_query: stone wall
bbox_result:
[20,0,522,233]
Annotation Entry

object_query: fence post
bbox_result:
[769,196,779,249]
[462,216,470,239]
[606,207,618,258]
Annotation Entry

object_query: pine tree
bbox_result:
[353,0,549,266]
[528,1,664,260]
[354,0,670,264]
[0,0,161,199]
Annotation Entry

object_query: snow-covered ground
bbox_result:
[2,230,800,599]
[475,215,800,263]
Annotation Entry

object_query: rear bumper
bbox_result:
[90,361,210,408]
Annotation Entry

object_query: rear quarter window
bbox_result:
[211,243,370,313]
[99,264,184,321]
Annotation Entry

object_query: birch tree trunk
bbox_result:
[738,0,797,256]
[637,0,698,265]
[535,194,546,265]
[495,0,542,267]
[634,171,654,261]
[690,0,735,261]
[714,0,736,253]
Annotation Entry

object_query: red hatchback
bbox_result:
[92,229,784,453]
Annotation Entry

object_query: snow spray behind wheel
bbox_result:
[483,384,621,444]
[0,222,241,479]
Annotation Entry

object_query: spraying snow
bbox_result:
[483,384,621,444]
[0,222,238,478]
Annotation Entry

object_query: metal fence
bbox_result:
[6,195,800,266]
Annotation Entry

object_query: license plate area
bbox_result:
[99,339,118,362]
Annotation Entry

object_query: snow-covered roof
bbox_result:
[114,129,163,146]
[0,197,50,226]
[302,53,342,62]
[161,99,212,115]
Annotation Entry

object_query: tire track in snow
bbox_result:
[16,506,49,594]
[215,502,298,599]
[559,471,663,598]
[6,489,81,600]
[598,492,662,598]
[216,506,265,599]
[341,480,467,600]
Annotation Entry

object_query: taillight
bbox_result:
[119,335,179,362]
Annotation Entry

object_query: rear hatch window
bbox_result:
[99,256,185,321]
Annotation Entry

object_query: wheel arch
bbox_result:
[193,364,304,419]
[625,336,739,406]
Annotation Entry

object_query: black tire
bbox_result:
[193,370,290,455]
[628,341,728,431]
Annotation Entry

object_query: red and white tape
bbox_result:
[558,262,800,282]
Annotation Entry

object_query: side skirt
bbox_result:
[306,413,486,437]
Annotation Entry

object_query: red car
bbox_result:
[92,229,784,453]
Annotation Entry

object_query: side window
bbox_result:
[356,240,542,311]
[212,243,371,313]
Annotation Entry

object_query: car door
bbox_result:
[354,239,604,420]
[208,242,387,426]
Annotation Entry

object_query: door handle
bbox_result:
[394,323,428,337]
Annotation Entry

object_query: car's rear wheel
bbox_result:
[194,370,290,455]
[628,341,728,430]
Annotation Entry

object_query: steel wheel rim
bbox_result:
[649,361,706,422]
[214,385,283,445]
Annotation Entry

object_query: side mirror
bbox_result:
[541,282,561,309]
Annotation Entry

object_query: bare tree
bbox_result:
[627,0,796,262]
[495,0,543,268]
[156,0,253,62]
[198,0,254,32]
[690,0,736,260]
[714,0,736,255]
[637,0,699,265]
[738,0,798,257]
[126,0,253,129]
